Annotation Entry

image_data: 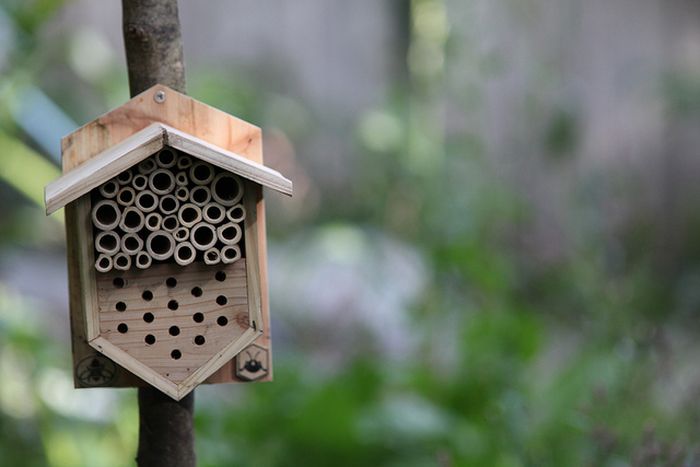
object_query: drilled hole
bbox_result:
[215,271,226,282]
[142,290,153,301]
[193,312,204,323]
[113,277,125,288]
[145,334,156,345]
[194,335,205,346]
[166,277,177,288]
[168,300,179,311]
[217,316,228,326]
[143,312,154,323]
[216,295,228,306]
[117,323,128,333]
[169,326,180,336]
[191,287,202,297]
[116,301,127,312]
[171,349,182,360]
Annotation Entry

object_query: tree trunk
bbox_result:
[121,1,195,466]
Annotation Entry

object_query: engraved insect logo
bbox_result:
[77,354,117,386]
[235,344,269,381]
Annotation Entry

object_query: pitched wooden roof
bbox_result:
[45,122,292,214]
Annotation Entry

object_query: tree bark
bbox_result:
[121,1,195,466]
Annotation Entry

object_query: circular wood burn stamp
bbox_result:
[235,344,269,381]
[76,354,117,387]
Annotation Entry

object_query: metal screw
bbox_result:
[154,90,166,103]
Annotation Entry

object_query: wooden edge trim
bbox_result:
[243,182,263,331]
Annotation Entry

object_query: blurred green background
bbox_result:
[2,0,700,465]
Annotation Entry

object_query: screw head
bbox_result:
[154,90,166,103]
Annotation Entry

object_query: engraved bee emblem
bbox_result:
[235,344,269,381]
[76,354,117,386]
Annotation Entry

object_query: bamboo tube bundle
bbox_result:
[120,206,146,233]
[155,148,177,169]
[146,230,176,261]
[176,154,192,170]
[113,252,132,271]
[116,168,133,185]
[117,186,136,207]
[175,186,189,202]
[204,247,220,265]
[211,173,243,206]
[216,222,242,245]
[95,254,113,273]
[92,200,121,230]
[98,179,119,199]
[189,186,211,207]
[226,204,246,223]
[162,214,179,232]
[132,173,148,191]
[135,190,159,213]
[191,222,217,251]
[174,241,196,266]
[149,169,176,195]
[135,251,152,270]
[145,212,162,231]
[95,231,120,256]
[202,202,226,224]
[220,245,241,264]
[121,233,144,255]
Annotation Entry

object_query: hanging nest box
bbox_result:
[44,85,292,400]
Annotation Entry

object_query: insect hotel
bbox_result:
[44,85,292,400]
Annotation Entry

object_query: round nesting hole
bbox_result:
[193,312,204,323]
[116,301,127,312]
[145,334,156,345]
[117,323,128,334]
[215,271,226,282]
[216,295,228,306]
[217,316,228,326]
[169,326,180,336]
[171,349,182,360]
[162,216,178,231]
[166,277,177,288]
[142,290,153,301]
[194,335,205,346]
[143,312,154,323]
[113,277,125,288]
[191,287,203,297]
[168,300,179,311]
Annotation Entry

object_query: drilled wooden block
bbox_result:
[97,260,250,384]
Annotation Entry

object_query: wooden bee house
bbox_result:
[44,85,292,400]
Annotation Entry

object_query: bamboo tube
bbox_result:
[220,245,241,264]
[116,168,133,185]
[174,226,189,242]
[145,212,162,231]
[116,186,136,207]
[174,241,196,266]
[132,173,148,191]
[189,186,211,207]
[95,231,120,256]
[121,232,144,255]
[176,154,192,170]
[155,148,177,169]
[162,214,179,232]
[189,162,214,185]
[177,203,202,228]
[211,173,243,206]
[190,222,217,251]
[113,252,132,271]
[135,251,152,270]
[204,247,221,265]
[91,200,121,230]
[175,171,188,187]
[98,179,119,199]
[175,186,189,202]
[119,206,146,233]
[202,202,226,224]
[226,204,246,223]
[148,168,176,195]
[137,158,157,174]
[216,222,242,245]
[159,194,180,215]
[95,254,113,273]
[135,189,159,213]
[146,230,176,261]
